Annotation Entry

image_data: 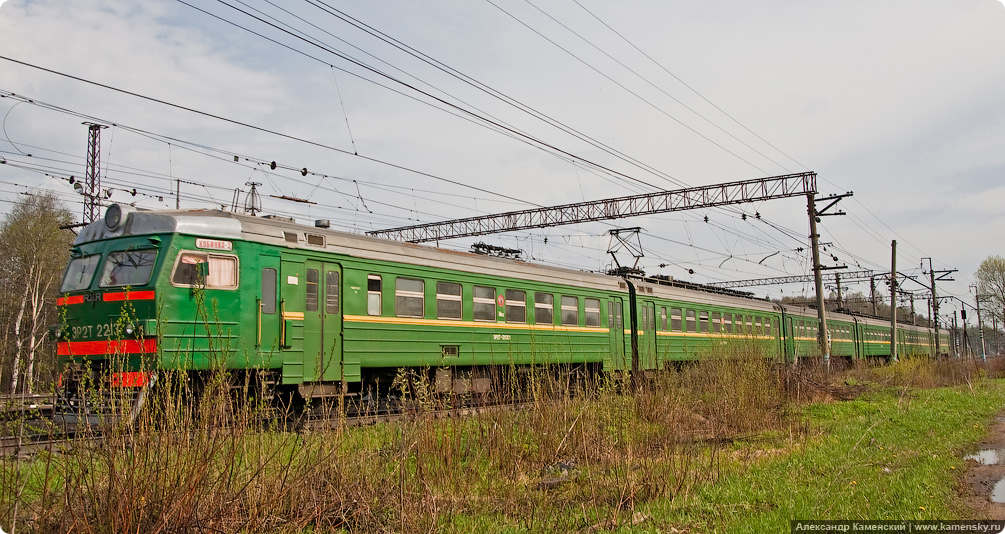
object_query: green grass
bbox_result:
[656,382,1005,532]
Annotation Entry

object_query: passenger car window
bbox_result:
[367,275,382,316]
[326,271,339,314]
[170,252,238,289]
[535,292,554,325]
[395,277,424,318]
[584,298,601,327]
[437,281,462,320]
[261,268,277,314]
[505,289,526,323]
[561,296,578,326]
[473,285,496,321]
[305,269,319,312]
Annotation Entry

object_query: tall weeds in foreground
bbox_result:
[4,347,995,532]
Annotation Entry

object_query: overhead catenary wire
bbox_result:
[191,0,671,194]
[519,0,794,174]
[569,0,809,172]
[0,87,816,275]
[0,59,535,208]
[0,3,956,297]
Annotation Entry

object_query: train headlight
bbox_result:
[105,204,123,230]
[125,324,135,335]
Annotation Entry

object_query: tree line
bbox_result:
[0,193,74,395]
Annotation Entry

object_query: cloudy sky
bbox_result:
[1,0,1003,323]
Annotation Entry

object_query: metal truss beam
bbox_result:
[367,172,817,243]
[706,269,876,289]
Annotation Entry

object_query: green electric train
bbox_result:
[55,204,947,399]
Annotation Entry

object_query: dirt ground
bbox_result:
[959,416,1005,519]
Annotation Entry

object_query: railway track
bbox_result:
[0,432,93,457]
[1,395,529,458]
[0,394,54,420]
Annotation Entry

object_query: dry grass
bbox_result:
[2,350,999,533]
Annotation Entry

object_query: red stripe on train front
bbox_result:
[57,292,155,306]
[57,339,157,356]
[103,291,155,302]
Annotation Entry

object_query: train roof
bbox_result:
[76,204,625,293]
[74,205,933,331]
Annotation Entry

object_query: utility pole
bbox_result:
[890,240,898,362]
[961,308,970,359]
[804,194,828,366]
[930,267,939,356]
[870,276,878,316]
[806,191,850,368]
[972,286,987,361]
[910,293,916,326]
[835,272,843,310]
[994,315,1000,357]
[82,122,108,223]
[808,194,829,366]
[923,258,957,357]
[952,312,958,358]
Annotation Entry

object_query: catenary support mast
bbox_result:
[808,193,829,365]
[82,122,107,223]
[890,240,898,362]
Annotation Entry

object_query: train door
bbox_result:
[851,317,861,360]
[258,254,281,353]
[608,297,626,371]
[642,301,657,370]
[303,260,343,383]
[280,258,306,384]
[786,316,797,362]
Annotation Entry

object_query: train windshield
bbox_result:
[99,249,158,287]
[60,254,101,292]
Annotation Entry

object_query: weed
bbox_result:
[3,344,1002,532]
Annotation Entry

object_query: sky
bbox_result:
[1,0,1003,325]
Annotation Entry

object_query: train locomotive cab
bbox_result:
[54,204,248,422]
